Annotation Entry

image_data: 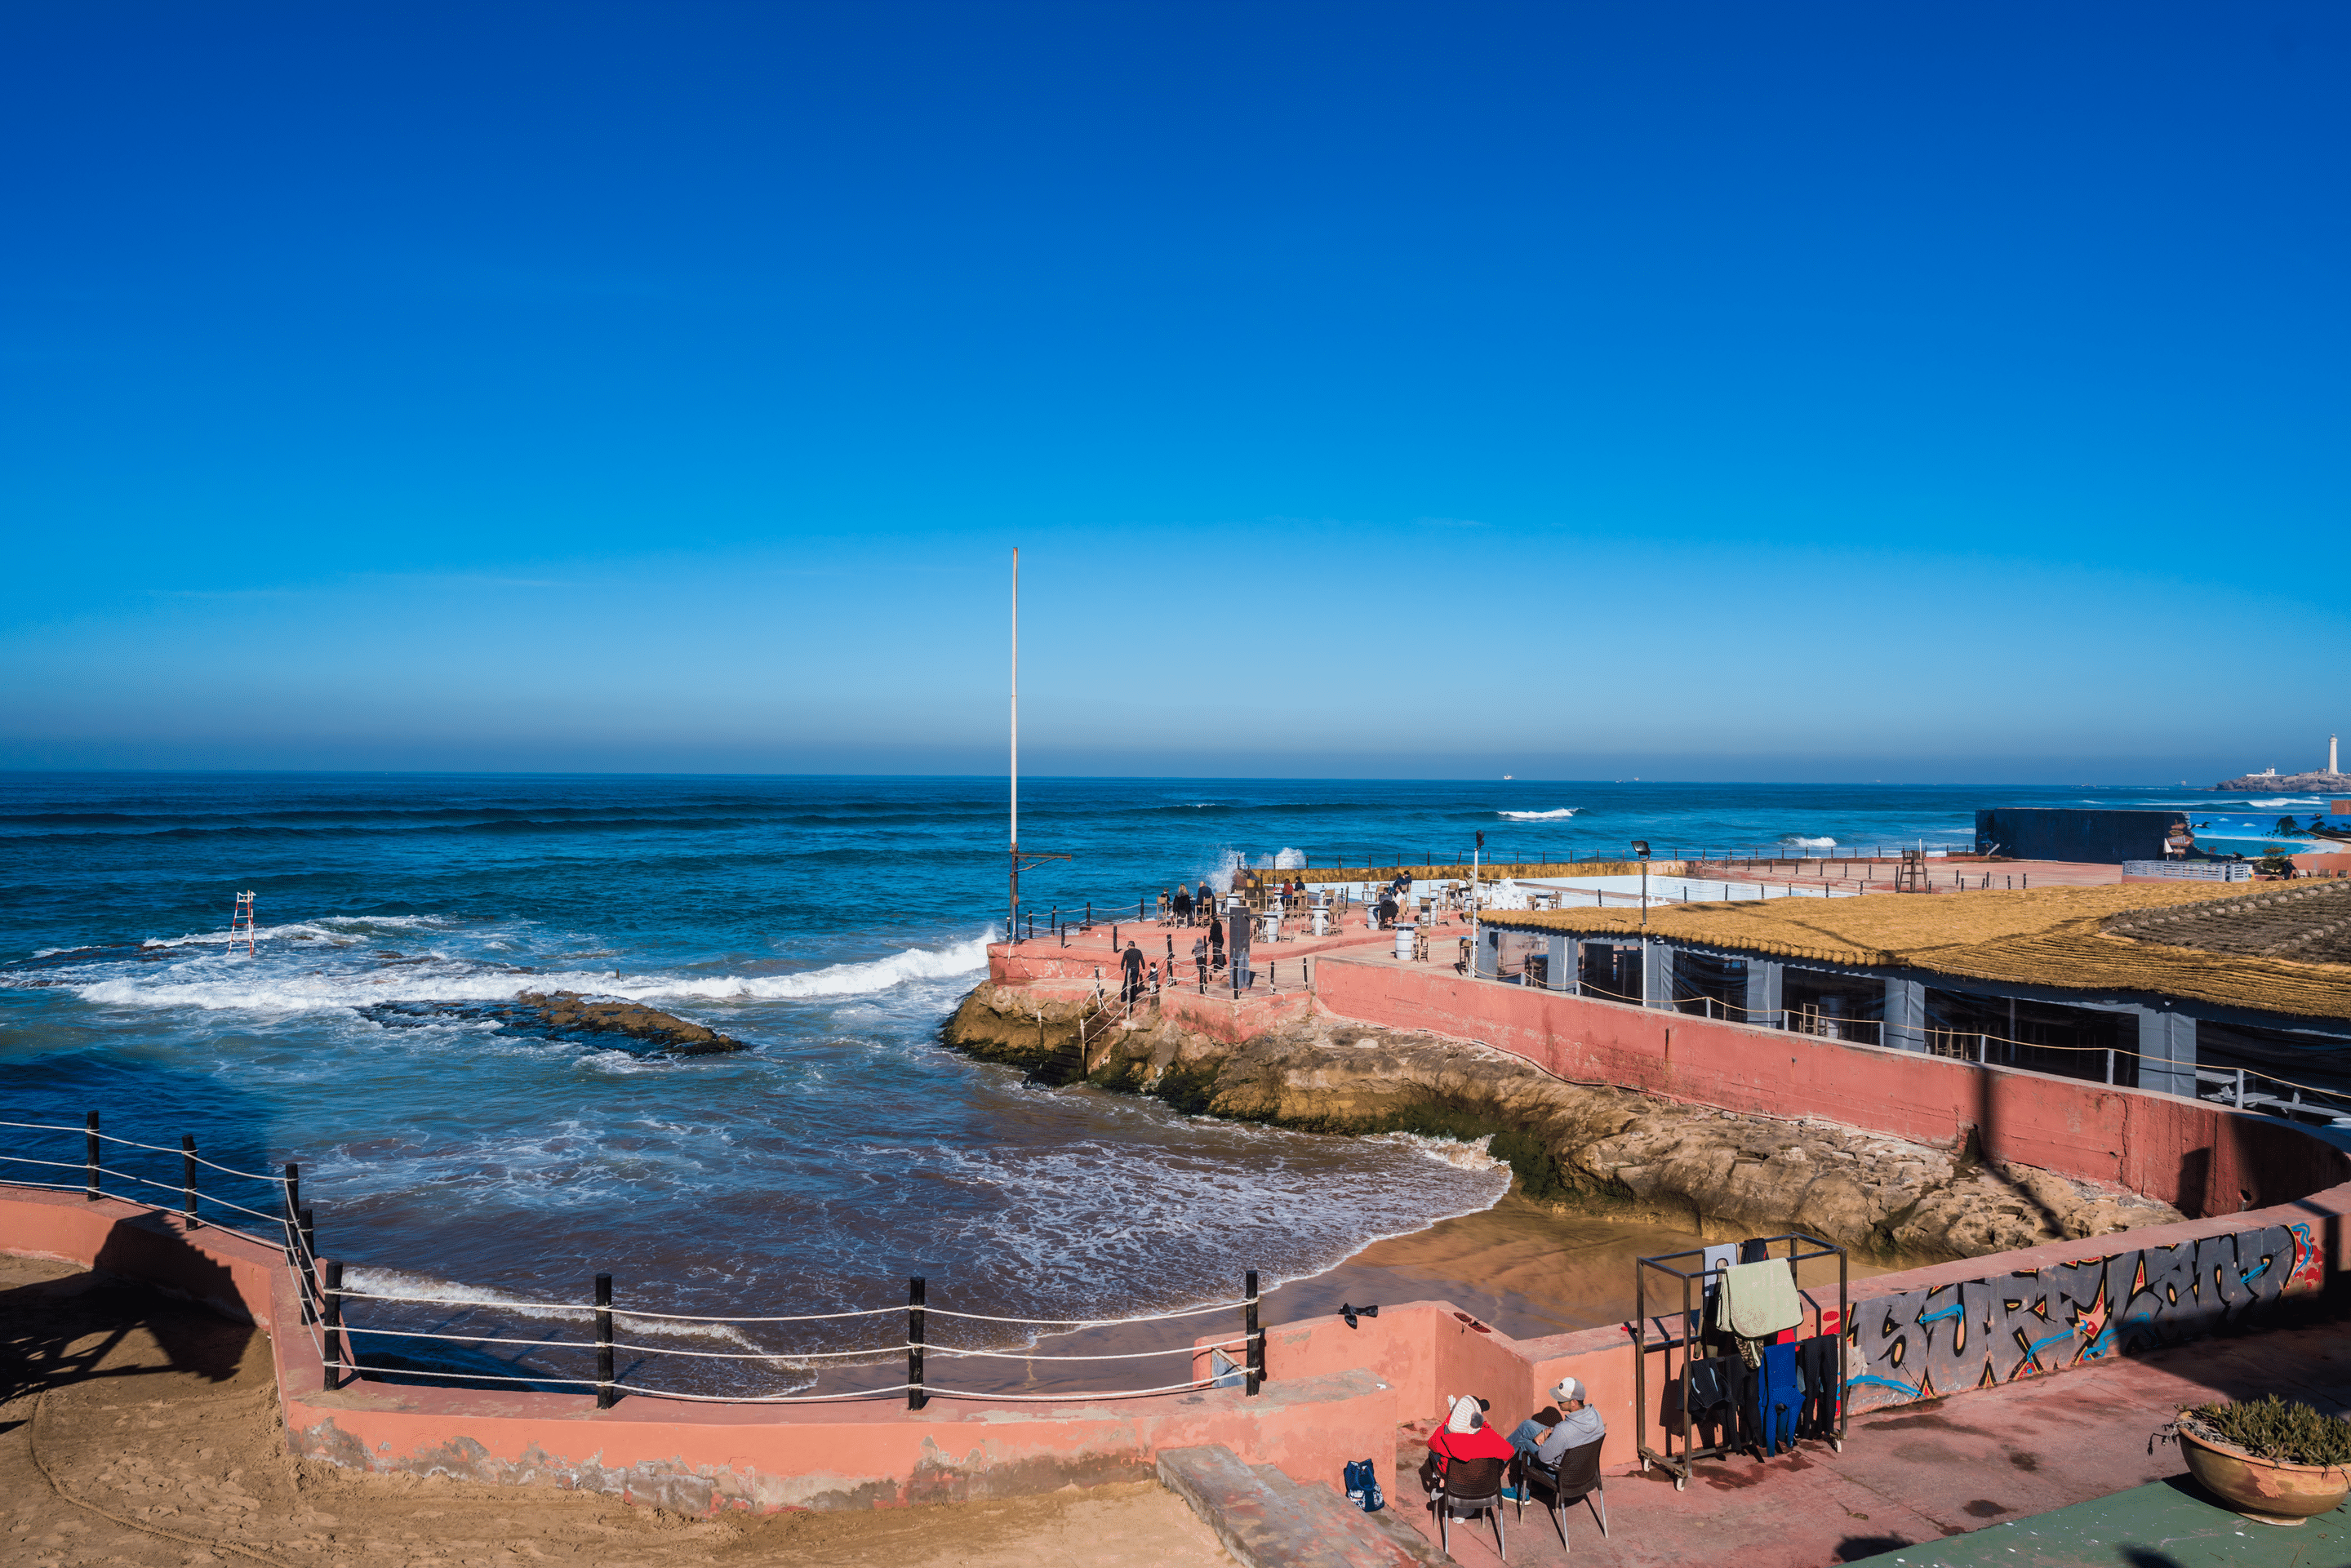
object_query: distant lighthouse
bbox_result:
[2335,734,2340,775]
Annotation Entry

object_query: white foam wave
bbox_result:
[2244,797,2327,809]
[1784,836,1838,848]
[1371,1131,1506,1174]
[1498,809,1578,821]
[55,933,993,1015]
[345,1267,771,1349]
[142,915,456,949]
[1273,847,1307,869]
[644,934,991,1001]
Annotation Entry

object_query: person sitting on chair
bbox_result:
[1427,1394,1515,1486]
[1509,1377,1604,1468]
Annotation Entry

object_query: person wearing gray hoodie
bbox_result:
[1509,1376,1606,1466]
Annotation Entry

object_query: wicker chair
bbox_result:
[1513,1436,1607,1549]
[1431,1455,1507,1561]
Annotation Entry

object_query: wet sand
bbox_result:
[869,1195,1926,1401]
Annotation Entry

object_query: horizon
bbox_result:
[5,3,2347,775]
[0,766,2320,790]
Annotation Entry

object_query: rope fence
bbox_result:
[0,1113,1273,1412]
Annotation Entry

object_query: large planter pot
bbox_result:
[2175,1410,2351,1525]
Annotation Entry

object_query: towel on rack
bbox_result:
[1719,1259,1802,1341]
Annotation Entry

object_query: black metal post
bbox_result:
[595,1273,615,1409]
[298,1207,317,1322]
[85,1111,100,1200]
[1244,1270,1261,1396]
[181,1134,198,1228]
[283,1163,301,1268]
[322,1259,345,1389]
[908,1277,927,1410]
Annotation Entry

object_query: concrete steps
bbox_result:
[1157,1444,1444,1568]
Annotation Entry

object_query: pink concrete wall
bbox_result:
[1309,957,2349,1216]
[1155,985,1313,1044]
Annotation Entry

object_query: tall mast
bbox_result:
[1009,547,1019,939]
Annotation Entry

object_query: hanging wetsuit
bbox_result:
[1756,1341,1801,1456]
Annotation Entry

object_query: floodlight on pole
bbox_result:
[1632,840,1651,929]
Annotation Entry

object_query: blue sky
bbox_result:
[3,2,2345,781]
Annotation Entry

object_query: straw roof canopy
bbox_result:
[1479,880,2351,1022]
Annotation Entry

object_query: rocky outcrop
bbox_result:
[365,992,746,1055]
[942,983,2181,1262]
[2215,771,2351,793]
[514,991,745,1055]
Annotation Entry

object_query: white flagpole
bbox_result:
[1009,547,1019,940]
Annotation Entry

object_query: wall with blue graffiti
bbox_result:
[1844,1221,2326,1411]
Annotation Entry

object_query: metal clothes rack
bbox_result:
[1633,1233,1847,1492]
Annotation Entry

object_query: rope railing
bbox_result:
[0,1113,1274,1411]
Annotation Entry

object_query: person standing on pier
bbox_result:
[1192,934,1210,985]
[1207,906,1225,972]
[1228,902,1253,989]
[1120,940,1146,1006]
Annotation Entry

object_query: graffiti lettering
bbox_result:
[1844,1224,2323,1415]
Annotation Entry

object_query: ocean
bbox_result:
[0,771,2254,1393]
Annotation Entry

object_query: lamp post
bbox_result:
[1633,840,1651,930]
[1471,831,1483,977]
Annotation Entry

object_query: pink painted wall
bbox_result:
[1309,957,2349,1217]
[1155,985,1312,1044]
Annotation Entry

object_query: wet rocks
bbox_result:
[365,992,746,1055]
[513,991,746,1055]
[941,983,2182,1262]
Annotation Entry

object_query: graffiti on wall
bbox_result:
[1843,1222,2322,1412]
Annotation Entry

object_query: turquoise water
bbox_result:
[0,771,2239,1388]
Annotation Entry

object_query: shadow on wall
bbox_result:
[2175,1147,2211,1220]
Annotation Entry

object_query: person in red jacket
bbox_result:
[1426,1394,1517,1498]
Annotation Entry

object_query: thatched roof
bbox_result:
[1478,880,2351,1021]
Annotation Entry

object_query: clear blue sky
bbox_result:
[3,2,2344,781]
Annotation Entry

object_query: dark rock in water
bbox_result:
[514,990,745,1055]
[362,992,746,1055]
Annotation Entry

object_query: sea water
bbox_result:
[0,772,2247,1389]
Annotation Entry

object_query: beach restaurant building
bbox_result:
[1469,878,2351,1123]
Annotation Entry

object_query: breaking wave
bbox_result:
[650,935,992,1001]
[38,931,993,1015]
[1498,809,1578,820]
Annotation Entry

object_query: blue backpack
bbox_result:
[1343,1458,1385,1513]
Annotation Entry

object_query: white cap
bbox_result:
[1553,1377,1583,1404]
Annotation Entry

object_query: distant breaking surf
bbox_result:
[1498,808,1579,821]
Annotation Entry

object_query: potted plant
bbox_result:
[2156,1396,2351,1525]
